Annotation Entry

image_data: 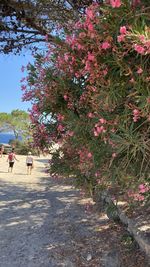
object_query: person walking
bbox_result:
[7,149,18,173]
[26,152,34,175]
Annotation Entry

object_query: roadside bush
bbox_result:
[23,0,150,204]
[9,139,36,155]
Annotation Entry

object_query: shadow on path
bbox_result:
[0,176,148,267]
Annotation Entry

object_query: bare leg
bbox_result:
[27,166,29,175]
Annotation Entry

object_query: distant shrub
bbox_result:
[9,139,35,155]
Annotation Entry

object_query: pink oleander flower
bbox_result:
[120,26,127,35]
[85,8,94,20]
[63,94,68,100]
[99,118,107,124]
[96,179,101,184]
[139,35,145,42]
[101,41,111,50]
[134,193,145,201]
[117,35,125,42]
[102,69,108,76]
[112,152,117,158]
[95,171,100,177]
[74,21,82,30]
[128,190,144,202]
[87,112,94,118]
[88,52,95,61]
[139,184,149,193]
[85,61,91,71]
[87,152,92,158]
[133,109,140,122]
[67,131,74,137]
[77,44,83,50]
[97,126,106,134]
[91,86,97,92]
[134,44,145,54]
[137,67,143,74]
[133,109,140,115]
[111,128,116,133]
[75,72,80,78]
[108,139,115,148]
[94,130,99,136]
[57,114,64,121]
[129,78,135,83]
[147,98,150,104]
[64,53,69,62]
[57,124,64,132]
[110,0,122,8]
[79,32,86,38]
[145,40,150,49]
[88,23,94,32]
[132,0,141,7]
[127,189,134,198]
[94,125,106,136]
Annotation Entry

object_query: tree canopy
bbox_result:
[0,109,30,139]
[0,0,101,54]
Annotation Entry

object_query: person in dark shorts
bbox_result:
[7,150,18,173]
[26,152,34,175]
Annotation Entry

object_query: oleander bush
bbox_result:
[23,0,150,203]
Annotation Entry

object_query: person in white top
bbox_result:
[26,152,34,175]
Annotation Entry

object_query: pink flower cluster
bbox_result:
[101,41,111,50]
[132,109,140,122]
[93,118,107,136]
[22,0,149,202]
[78,148,93,173]
[57,124,65,132]
[117,26,127,43]
[87,112,95,118]
[134,35,150,55]
[137,67,143,74]
[57,114,65,122]
[96,179,101,185]
[128,183,149,202]
[110,0,122,8]
[138,184,149,193]
[78,148,93,164]
[132,0,141,6]
[79,149,93,161]
[134,44,145,55]
[112,152,117,158]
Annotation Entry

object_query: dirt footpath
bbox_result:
[0,155,148,267]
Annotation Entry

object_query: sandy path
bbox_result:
[0,155,148,267]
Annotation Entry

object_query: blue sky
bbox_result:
[0,53,33,113]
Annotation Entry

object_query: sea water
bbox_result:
[0,133,21,144]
